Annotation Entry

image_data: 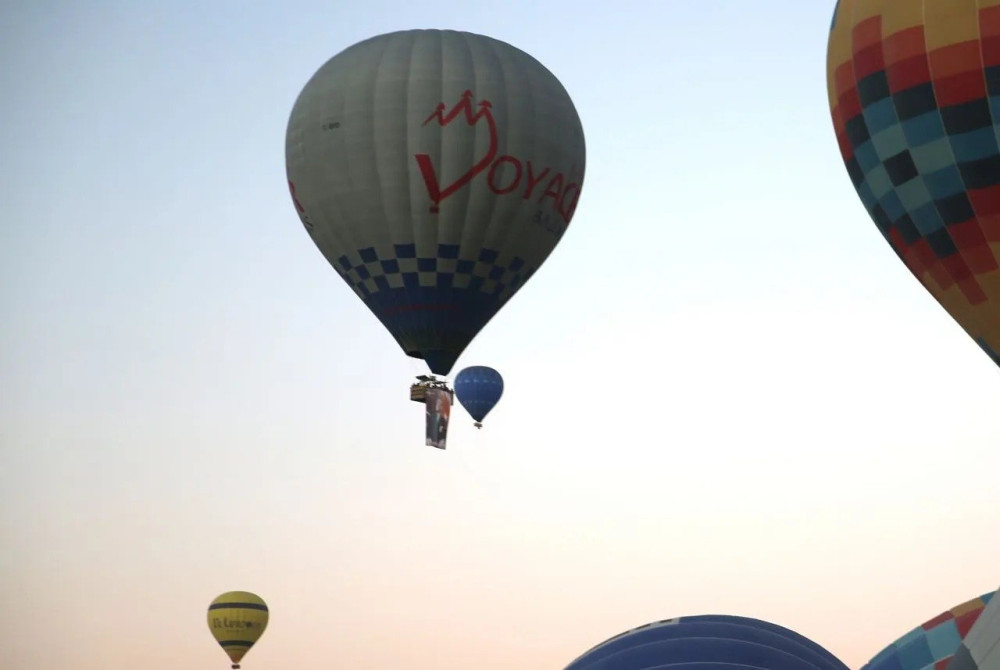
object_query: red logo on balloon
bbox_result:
[414,91,582,227]
[288,180,313,230]
[415,90,499,213]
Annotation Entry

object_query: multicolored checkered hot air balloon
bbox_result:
[561,615,850,670]
[860,591,995,670]
[826,0,1000,369]
[950,586,1000,670]
[286,30,586,377]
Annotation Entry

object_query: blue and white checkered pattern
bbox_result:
[329,244,536,375]
[333,244,532,300]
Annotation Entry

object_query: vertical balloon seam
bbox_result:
[454,33,490,318]
[416,30,437,366]
[394,29,421,362]
[973,3,1000,361]
[478,33,514,364]
[920,0,995,343]
[913,4,995,351]
[338,45,371,322]
[368,31,399,360]
[302,53,356,320]
[479,34,517,362]
[971,0,1000,342]
[427,30,449,368]
[485,35,524,316]
[426,30,458,366]
[854,0,944,274]
[490,35,521,345]
[400,29,423,360]
[368,34,403,356]
[398,31,414,362]
[464,31,501,368]
[941,2,997,354]
[879,0,958,285]
[340,39,372,324]
[370,29,392,309]
[457,32,507,370]
[381,33,415,358]
[452,30,482,367]
[287,72,340,302]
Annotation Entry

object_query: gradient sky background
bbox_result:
[2,1,999,669]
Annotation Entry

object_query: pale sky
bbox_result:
[2,2,999,669]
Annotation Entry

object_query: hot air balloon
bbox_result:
[861,592,995,670]
[827,0,1000,369]
[950,586,1000,670]
[207,591,269,669]
[562,615,849,670]
[286,30,586,380]
[454,365,504,428]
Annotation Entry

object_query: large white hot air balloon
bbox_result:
[286,29,586,376]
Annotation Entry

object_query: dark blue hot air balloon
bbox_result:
[453,366,504,428]
[563,615,849,670]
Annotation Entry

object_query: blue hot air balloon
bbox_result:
[563,615,849,670]
[453,366,504,428]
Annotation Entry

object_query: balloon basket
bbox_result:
[410,384,428,403]
[410,376,454,404]
[474,422,482,429]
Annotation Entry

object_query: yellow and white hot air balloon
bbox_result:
[207,591,269,669]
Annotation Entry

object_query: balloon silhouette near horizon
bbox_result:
[562,614,850,670]
[207,591,269,669]
[827,0,1000,370]
[454,365,504,428]
[286,29,586,380]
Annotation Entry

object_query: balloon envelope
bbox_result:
[949,587,1000,670]
[826,0,1000,368]
[207,591,269,668]
[454,365,504,423]
[861,592,995,670]
[562,615,849,670]
[286,29,586,375]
